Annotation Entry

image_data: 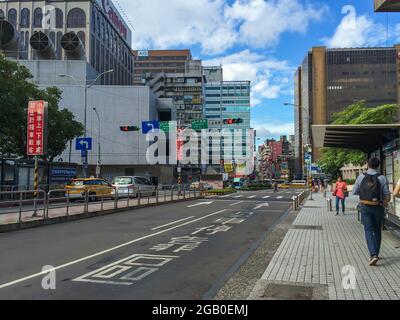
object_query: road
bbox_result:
[0,189,301,300]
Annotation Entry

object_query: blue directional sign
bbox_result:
[75,138,92,151]
[141,121,160,134]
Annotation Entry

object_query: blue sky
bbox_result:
[119,0,400,145]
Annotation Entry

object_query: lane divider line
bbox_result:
[0,210,227,290]
[151,216,195,231]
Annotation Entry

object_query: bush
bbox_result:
[241,184,272,191]
[208,188,236,194]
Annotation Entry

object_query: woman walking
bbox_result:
[333,176,348,216]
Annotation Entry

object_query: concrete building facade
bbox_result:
[17,59,175,183]
[0,0,133,85]
[294,46,398,176]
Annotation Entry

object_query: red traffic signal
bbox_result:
[120,126,139,132]
[223,118,243,125]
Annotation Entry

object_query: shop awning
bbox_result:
[312,124,400,153]
[374,0,400,12]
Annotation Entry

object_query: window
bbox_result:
[33,8,42,27]
[8,9,17,27]
[57,32,63,59]
[20,8,30,28]
[0,9,5,19]
[67,8,86,28]
[55,8,63,28]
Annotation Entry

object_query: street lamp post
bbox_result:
[93,107,101,178]
[58,69,114,177]
[284,102,313,200]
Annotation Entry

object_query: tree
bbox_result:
[318,101,397,177]
[0,54,83,161]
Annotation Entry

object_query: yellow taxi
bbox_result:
[65,178,114,201]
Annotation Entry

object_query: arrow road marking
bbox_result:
[187,201,214,208]
[0,209,227,290]
[253,203,270,210]
[151,216,195,231]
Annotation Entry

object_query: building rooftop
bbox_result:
[374,0,400,12]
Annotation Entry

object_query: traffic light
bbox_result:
[223,118,243,125]
[120,126,139,132]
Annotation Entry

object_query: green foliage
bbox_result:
[0,54,83,161]
[318,101,398,177]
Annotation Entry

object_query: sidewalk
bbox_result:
[249,193,400,300]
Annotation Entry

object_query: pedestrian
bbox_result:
[332,175,348,216]
[274,181,279,193]
[353,158,391,267]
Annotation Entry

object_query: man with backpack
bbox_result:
[353,158,391,266]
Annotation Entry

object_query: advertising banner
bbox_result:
[27,101,48,156]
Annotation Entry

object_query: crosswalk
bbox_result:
[232,195,291,200]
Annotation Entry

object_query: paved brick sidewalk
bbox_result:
[250,193,400,300]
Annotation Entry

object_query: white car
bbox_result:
[111,176,156,198]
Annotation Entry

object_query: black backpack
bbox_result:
[359,174,381,202]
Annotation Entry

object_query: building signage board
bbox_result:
[138,50,149,57]
[96,0,132,46]
[160,121,177,133]
[27,101,48,156]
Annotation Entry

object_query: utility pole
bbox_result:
[93,107,101,178]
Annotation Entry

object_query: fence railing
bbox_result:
[0,185,205,225]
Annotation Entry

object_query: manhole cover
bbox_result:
[263,284,314,300]
[292,225,323,231]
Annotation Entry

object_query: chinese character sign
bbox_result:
[27,101,48,156]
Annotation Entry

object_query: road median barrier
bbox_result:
[0,185,205,233]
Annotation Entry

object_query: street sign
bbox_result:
[160,121,177,132]
[27,101,48,156]
[142,121,160,134]
[76,138,92,151]
[191,119,208,130]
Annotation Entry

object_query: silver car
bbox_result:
[111,176,156,198]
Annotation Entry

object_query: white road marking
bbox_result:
[0,209,227,289]
[277,196,284,199]
[234,195,243,198]
[187,201,214,208]
[230,201,244,206]
[220,194,231,198]
[263,196,270,199]
[247,195,256,199]
[151,216,195,231]
[254,203,270,210]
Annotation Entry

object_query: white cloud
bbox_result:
[324,14,387,48]
[119,0,327,55]
[253,122,294,139]
[226,0,327,48]
[203,50,295,106]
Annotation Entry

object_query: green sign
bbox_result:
[160,121,177,132]
[191,119,208,130]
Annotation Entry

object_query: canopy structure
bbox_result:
[312,124,400,153]
[374,0,400,12]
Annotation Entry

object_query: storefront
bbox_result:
[312,124,400,233]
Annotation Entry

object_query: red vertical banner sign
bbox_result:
[176,129,185,162]
[27,101,48,157]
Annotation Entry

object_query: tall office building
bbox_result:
[148,59,204,128]
[293,46,398,176]
[0,0,134,85]
[132,49,193,85]
[203,70,252,175]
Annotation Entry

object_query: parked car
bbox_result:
[65,178,113,202]
[111,176,156,198]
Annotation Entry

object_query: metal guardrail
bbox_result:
[0,185,205,225]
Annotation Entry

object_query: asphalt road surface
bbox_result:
[0,189,301,300]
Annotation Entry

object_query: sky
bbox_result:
[117,0,400,145]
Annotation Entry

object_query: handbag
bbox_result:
[344,191,349,198]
